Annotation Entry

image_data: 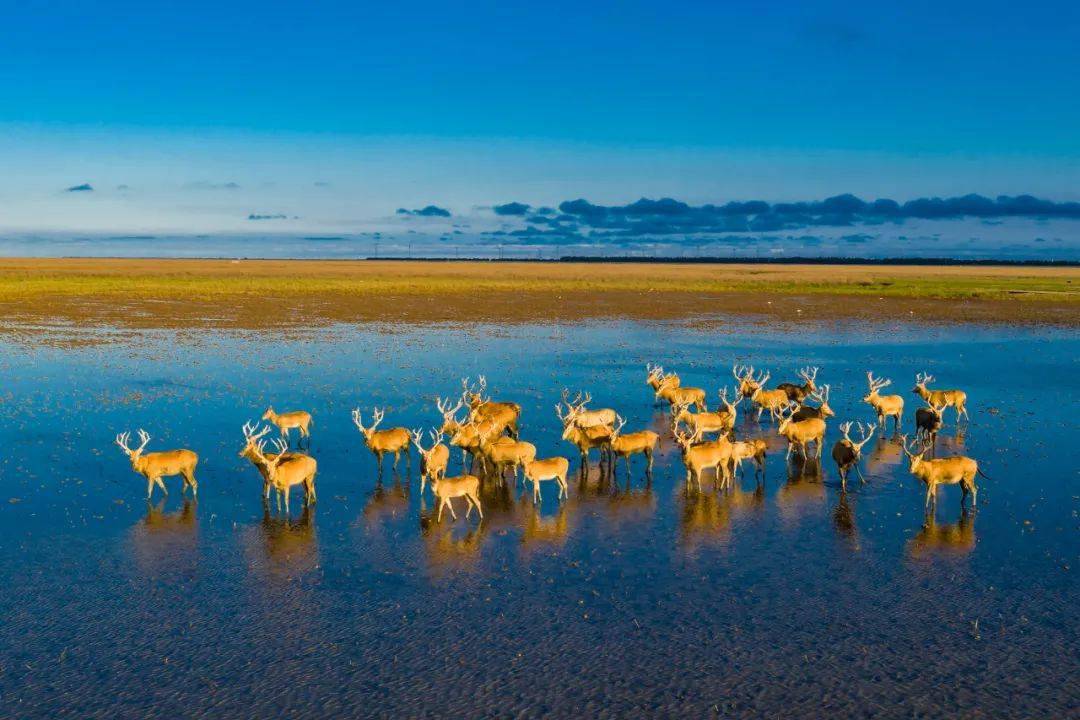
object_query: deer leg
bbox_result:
[447,498,458,521]
[437,498,445,522]
[155,477,168,496]
[283,486,291,514]
[854,464,866,484]
[533,480,541,504]
[146,477,154,499]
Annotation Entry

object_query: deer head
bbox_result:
[913,371,934,393]
[899,434,928,470]
[115,429,152,463]
[798,366,819,390]
[239,421,272,457]
[435,396,465,433]
[352,407,384,440]
[809,385,834,417]
[840,421,875,454]
[864,371,892,401]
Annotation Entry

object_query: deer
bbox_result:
[777,406,826,461]
[239,421,296,498]
[913,372,969,422]
[462,376,522,438]
[352,408,412,472]
[115,430,199,500]
[915,403,947,444]
[523,456,570,503]
[435,396,466,435]
[672,390,736,439]
[791,385,834,421]
[732,364,762,401]
[831,421,876,488]
[246,436,317,512]
[900,435,987,510]
[729,438,768,479]
[646,363,680,393]
[560,390,617,429]
[673,427,733,490]
[476,426,536,482]
[411,428,450,495]
[261,407,313,446]
[749,371,791,423]
[608,414,660,477]
[776,366,819,404]
[557,403,613,470]
[864,371,904,430]
[655,372,707,413]
[428,473,483,522]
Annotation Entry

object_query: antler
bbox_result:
[755,369,770,385]
[410,428,426,451]
[854,421,876,449]
[577,391,592,409]
[351,408,367,432]
[242,421,271,443]
[371,407,385,430]
[554,402,567,423]
[867,371,892,392]
[839,421,854,442]
[115,431,132,454]
[612,414,627,437]
[428,428,444,446]
[135,429,151,454]
[799,366,819,384]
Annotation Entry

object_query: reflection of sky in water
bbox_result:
[0,216,1076,260]
[0,319,1076,716]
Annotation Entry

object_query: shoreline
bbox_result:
[1,258,1076,333]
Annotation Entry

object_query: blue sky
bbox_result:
[1,1,1078,233]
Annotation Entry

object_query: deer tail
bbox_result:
[976,466,991,480]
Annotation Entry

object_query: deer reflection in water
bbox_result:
[251,503,319,579]
[831,491,858,546]
[907,509,976,559]
[864,432,906,476]
[678,481,764,552]
[776,456,826,525]
[128,498,198,574]
[420,517,486,574]
[519,505,573,558]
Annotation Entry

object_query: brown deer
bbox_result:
[750,371,791,423]
[608,414,660,476]
[476,427,536,482]
[672,389,736,439]
[411,428,450,495]
[900,435,986,510]
[462,376,522,438]
[673,427,733,489]
[732,364,762,400]
[435,396,466,435]
[261,407,313,446]
[729,438,768,479]
[115,429,199,500]
[523,456,570,503]
[560,390,617,429]
[655,373,707,413]
[831,421,876,488]
[646,363,679,393]
[913,372,969,422]
[864,372,904,430]
[429,474,483,522]
[915,403,947,444]
[247,437,317,512]
[557,403,613,470]
[791,385,834,421]
[776,366,819,403]
[239,421,296,498]
[352,408,412,472]
[777,406,826,460]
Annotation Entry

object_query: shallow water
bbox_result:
[0,318,1076,718]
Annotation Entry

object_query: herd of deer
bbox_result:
[113,367,985,523]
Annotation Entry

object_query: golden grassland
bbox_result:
[0,258,1076,331]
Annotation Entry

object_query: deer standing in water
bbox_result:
[608,415,660,477]
[261,407,313,446]
[560,390,617,429]
[900,435,986,510]
[239,421,293,498]
[411,428,450,495]
[729,438,768,479]
[646,363,680,396]
[913,372,969,422]
[791,385,834,421]
[429,474,483,522]
[115,430,199,500]
[247,436,317,512]
[556,403,612,469]
[749,371,791,423]
[831,421,876,488]
[864,372,904,430]
[777,406,826,460]
[732,364,762,401]
[655,372,707,413]
[672,389,736,439]
[476,427,536,483]
[352,408,411,472]
[673,427,733,489]
[523,456,570,503]
[777,366,819,404]
[915,403,947,444]
[462,376,522,438]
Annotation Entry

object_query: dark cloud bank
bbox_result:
[397,205,451,217]
[488,193,1080,238]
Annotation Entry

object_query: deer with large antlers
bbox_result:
[831,421,876,488]
[915,403,947,444]
[557,403,613,470]
[864,372,904,430]
[777,406,826,461]
[560,390,617,429]
[523,456,570,503]
[352,408,412,472]
[476,426,536,482]
[749,371,791,423]
[791,385,834,422]
[673,427,733,490]
[429,474,483,522]
[462,376,522,438]
[240,421,294,498]
[656,372,707,413]
[900,435,986,510]
[411,428,450,495]
[246,435,317,512]
[261,407,313,446]
[646,363,680,394]
[608,414,660,476]
[115,429,199,500]
[777,366,820,404]
[913,372,969,422]
[673,388,737,439]
[732,364,762,400]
